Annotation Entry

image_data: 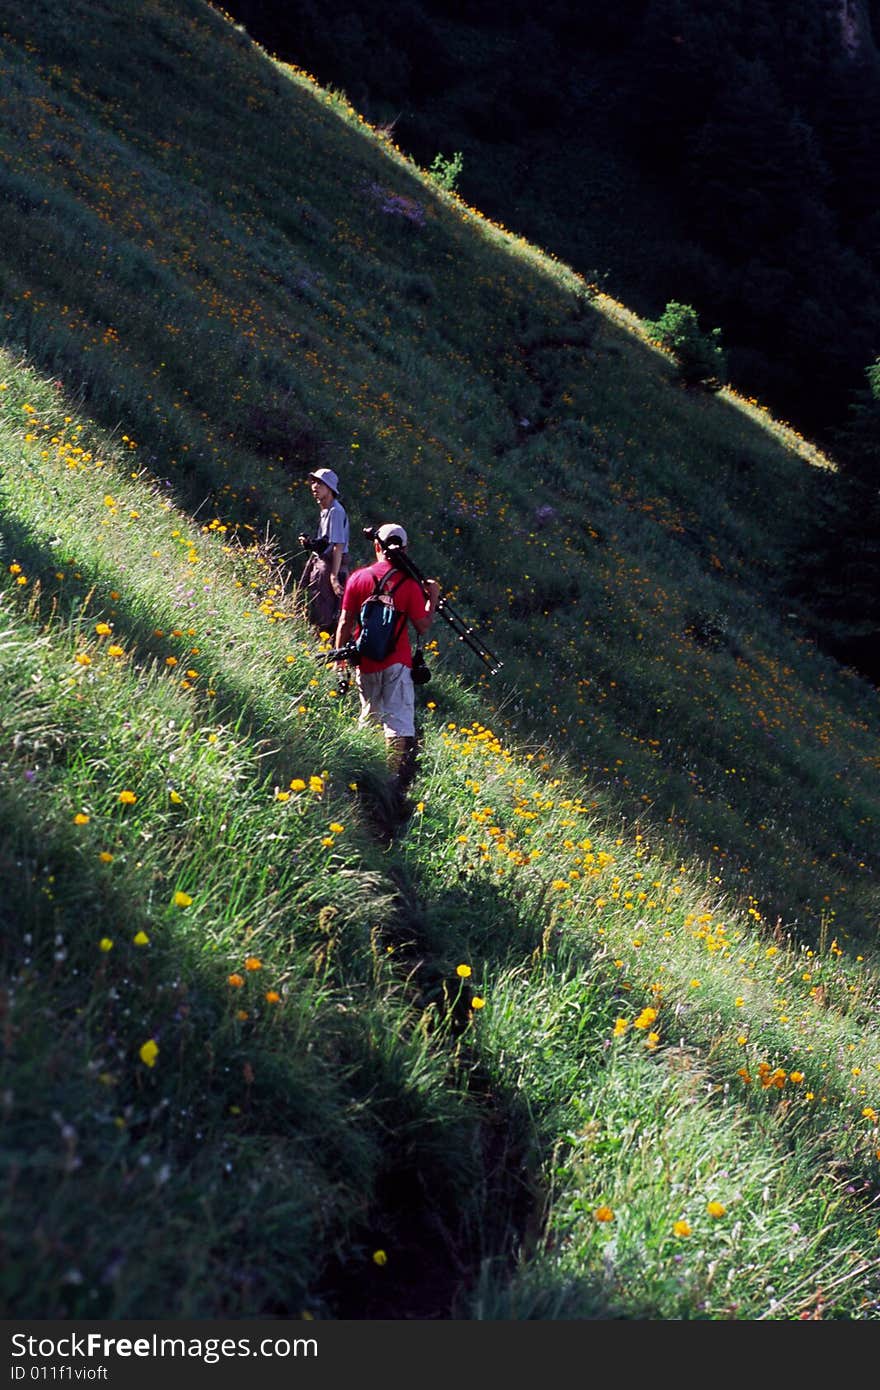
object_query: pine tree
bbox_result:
[788,359,880,683]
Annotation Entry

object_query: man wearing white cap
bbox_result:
[298,467,350,633]
[335,523,440,806]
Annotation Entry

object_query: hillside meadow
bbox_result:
[1,0,880,1319]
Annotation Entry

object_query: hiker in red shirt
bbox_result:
[335,522,440,802]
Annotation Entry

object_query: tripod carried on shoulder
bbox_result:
[319,526,503,676]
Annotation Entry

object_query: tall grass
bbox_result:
[1,0,879,1319]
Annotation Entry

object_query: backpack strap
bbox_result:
[377,568,408,651]
[377,568,407,598]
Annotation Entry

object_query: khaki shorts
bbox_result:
[355,663,415,738]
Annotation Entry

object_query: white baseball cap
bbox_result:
[377,523,407,546]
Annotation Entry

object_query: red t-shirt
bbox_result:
[341,560,427,673]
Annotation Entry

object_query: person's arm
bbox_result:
[334,595,357,666]
[298,530,326,553]
[325,503,348,596]
[410,578,441,634]
[328,542,345,595]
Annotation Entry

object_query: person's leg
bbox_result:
[309,557,338,634]
[379,666,417,799]
[379,665,415,740]
[386,734,418,792]
[354,669,384,729]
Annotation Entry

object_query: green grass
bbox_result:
[1,0,880,1320]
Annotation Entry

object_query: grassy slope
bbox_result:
[1,0,880,1319]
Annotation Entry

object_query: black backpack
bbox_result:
[354,569,407,662]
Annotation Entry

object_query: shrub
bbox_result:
[646,300,727,391]
[428,151,463,194]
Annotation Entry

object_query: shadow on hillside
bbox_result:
[383,866,556,979]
